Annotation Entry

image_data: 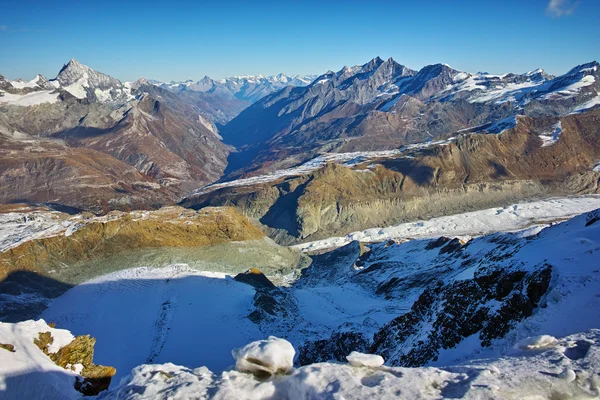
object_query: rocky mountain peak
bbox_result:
[55,58,122,90]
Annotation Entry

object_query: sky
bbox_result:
[0,0,599,82]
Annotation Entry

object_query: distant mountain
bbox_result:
[0,59,229,212]
[220,57,600,177]
[158,74,317,103]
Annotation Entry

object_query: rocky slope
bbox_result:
[184,108,600,243]
[219,57,600,177]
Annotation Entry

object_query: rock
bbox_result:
[233,268,276,289]
[32,330,116,395]
[0,343,15,352]
[232,336,295,380]
[346,351,385,368]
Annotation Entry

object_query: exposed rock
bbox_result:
[234,268,276,289]
[0,206,264,282]
[0,342,15,352]
[33,330,116,396]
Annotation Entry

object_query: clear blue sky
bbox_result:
[1,0,598,82]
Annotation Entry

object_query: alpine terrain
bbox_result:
[1,51,600,400]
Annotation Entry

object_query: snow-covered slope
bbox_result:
[32,205,600,394]
[0,320,82,400]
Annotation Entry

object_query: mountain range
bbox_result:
[220,56,600,177]
[1,57,599,217]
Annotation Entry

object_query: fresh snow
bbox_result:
[0,90,59,106]
[292,196,600,252]
[233,336,295,378]
[346,351,384,368]
[41,265,263,383]
[104,330,600,400]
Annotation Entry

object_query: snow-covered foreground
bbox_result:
[1,319,599,399]
[41,265,262,383]
[293,196,600,252]
[104,330,600,400]
[0,320,81,400]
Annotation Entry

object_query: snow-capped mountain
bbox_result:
[158,73,317,102]
[52,58,130,102]
[220,57,600,178]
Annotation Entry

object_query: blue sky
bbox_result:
[0,0,598,81]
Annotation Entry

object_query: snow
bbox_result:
[573,93,600,113]
[8,79,37,89]
[0,90,59,106]
[41,265,263,384]
[233,336,295,378]
[0,211,71,252]
[346,351,384,368]
[469,81,539,103]
[515,335,559,350]
[0,319,81,400]
[63,74,89,99]
[292,196,600,252]
[104,330,600,399]
[538,121,562,146]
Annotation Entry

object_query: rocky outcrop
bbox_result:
[234,269,299,325]
[371,263,553,366]
[34,330,116,395]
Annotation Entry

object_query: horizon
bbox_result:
[1,0,599,82]
[3,55,600,84]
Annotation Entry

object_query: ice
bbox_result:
[346,351,384,368]
[232,336,295,379]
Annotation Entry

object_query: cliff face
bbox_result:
[183,109,600,243]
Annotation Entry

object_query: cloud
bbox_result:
[546,0,578,17]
